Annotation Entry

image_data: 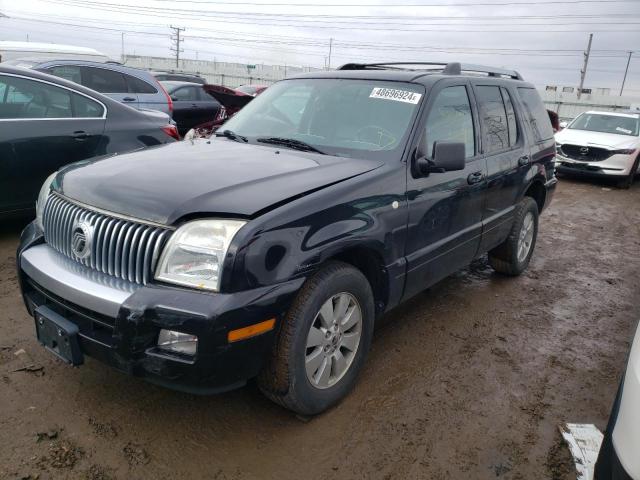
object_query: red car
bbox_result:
[191,84,262,135]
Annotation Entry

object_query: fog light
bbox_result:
[157,329,198,356]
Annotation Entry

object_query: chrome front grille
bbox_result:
[43,194,171,285]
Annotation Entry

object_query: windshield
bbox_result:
[568,113,639,137]
[220,78,425,160]
[236,85,259,95]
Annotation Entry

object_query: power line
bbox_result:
[88,0,640,6]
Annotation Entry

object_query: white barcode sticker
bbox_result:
[370,87,422,104]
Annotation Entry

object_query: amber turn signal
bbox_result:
[227,318,276,343]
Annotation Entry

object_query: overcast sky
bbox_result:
[1,0,639,93]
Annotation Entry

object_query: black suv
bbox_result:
[17,62,556,415]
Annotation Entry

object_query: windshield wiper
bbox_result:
[215,129,248,143]
[256,137,327,155]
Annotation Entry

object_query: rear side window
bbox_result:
[517,87,554,142]
[171,86,199,101]
[81,67,128,93]
[46,65,82,84]
[424,85,475,159]
[475,85,509,154]
[126,75,157,94]
[501,87,519,147]
[0,75,104,119]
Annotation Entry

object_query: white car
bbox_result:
[555,111,640,188]
[595,324,640,479]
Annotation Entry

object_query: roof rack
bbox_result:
[337,62,523,80]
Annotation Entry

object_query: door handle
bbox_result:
[191,103,198,107]
[72,131,92,140]
[518,155,530,166]
[123,97,136,102]
[467,171,484,185]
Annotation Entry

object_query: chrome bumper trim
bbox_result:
[21,244,138,317]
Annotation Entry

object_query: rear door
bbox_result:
[0,73,106,214]
[170,85,203,135]
[471,83,527,252]
[403,81,487,300]
[125,73,167,114]
[195,86,220,125]
[80,66,138,108]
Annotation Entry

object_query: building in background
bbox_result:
[542,85,640,122]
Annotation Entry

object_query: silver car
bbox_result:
[12,59,173,115]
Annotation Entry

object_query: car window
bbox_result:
[501,88,519,147]
[171,86,199,101]
[46,65,82,84]
[126,75,157,94]
[221,78,424,161]
[423,85,475,159]
[81,66,128,93]
[0,75,104,119]
[568,113,639,136]
[517,87,554,142]
[270,84,313,126]
[476,85,509,154]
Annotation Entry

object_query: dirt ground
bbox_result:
[1,176,639,480]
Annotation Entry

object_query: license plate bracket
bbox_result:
[34,306,84,366]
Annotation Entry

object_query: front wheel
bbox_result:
[489,197,539,276]
[258,261,375,415]
[617,156,639,189]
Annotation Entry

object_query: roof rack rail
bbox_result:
[337,62,523,80]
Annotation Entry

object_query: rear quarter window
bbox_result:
[517,87,554,142]
[126,75,157,94]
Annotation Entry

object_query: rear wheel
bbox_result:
[489,197,539,276]
[258,261,374,415]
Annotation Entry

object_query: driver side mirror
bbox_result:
[559,121,568,129]
[413,141,466,177]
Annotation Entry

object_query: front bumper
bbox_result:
[18,223,304,394]
[555,152,635,178]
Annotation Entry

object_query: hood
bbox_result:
[202,84,254,109]
[56,139,384,225]
[555,128,639,150]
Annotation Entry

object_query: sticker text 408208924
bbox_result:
[369,87,422,105]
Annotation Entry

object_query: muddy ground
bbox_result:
[1,177,639,480]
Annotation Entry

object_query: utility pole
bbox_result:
[577,33,593,100]
[170,25,185,69]
[121,33,125,63]
[620,51,633,96]
[327,38,333,70]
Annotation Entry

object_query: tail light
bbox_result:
[162,125,180,140]
[157,81,173,115]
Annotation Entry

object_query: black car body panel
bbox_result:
[56,140,385,224]
[0,65,176,218]
[17,65,557,394]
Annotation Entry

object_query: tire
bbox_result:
[617,156,639,189]
[489,197,539,276]
[258,261,375,415]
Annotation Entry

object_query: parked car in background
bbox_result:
[17,61,556,415]
[160,81,221,136]
[188,84,255,136]
[151,71,206,85]
[595,324,640,480]
[236,84,268,96]
[0,65,178,218]
[0,41,109,64]
[22,60,174,115]
[555,110,640,188]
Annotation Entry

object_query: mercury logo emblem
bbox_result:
[71,220,93,259]
[580,147,589,155]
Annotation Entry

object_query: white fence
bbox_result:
[124,55,320,87]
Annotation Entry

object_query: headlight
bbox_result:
[35,172,58,231]
[612,148,636,155]
[155,219,246,291]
